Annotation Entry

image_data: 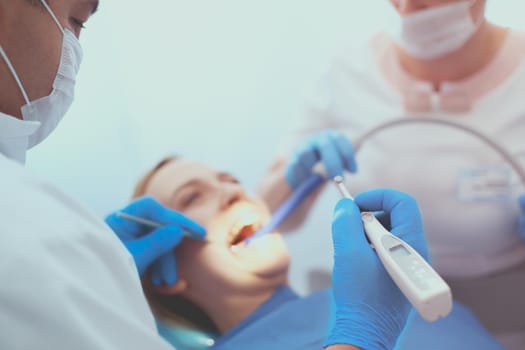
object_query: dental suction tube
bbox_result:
[246,174,324,243]
[353,117,525,187]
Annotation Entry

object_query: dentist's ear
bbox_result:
[154,279,188,295]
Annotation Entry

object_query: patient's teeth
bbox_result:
[230,245,241,253]
[229,212,262,244]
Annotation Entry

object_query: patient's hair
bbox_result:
[132,156,218,333]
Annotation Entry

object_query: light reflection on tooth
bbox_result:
[230,245,241,253]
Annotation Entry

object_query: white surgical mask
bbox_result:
[392,0,482,60]
[0,0,83,149]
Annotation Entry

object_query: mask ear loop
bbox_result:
[0,46,31,106]
[39,0,65,34]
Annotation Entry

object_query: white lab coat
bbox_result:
[0,114,173,349]
[281,31,525,349]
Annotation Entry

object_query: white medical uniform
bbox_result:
[283,30,525,349]
[0,115,173,349]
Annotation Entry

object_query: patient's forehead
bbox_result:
[146,159,216,200]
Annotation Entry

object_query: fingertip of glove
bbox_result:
[333,198,359,219]
[191,223,206,236]
[164,271,177,286]
[332,199,364,243]
[103,212,114,222]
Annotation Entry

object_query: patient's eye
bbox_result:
[228,177,240,184]
[182,191,201,208]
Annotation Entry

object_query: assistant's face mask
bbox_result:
[0,0,83,148]
[392,0,482,60]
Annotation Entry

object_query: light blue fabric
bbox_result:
[156,319,218,350]
[395,302,505,349]
[159,286,504,350]
[211,286,331,349]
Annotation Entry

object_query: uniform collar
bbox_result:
[373,30,525,113]
[213,286,299,347]
[0,112,40,164]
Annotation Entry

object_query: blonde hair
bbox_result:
[132,156,218,333]
[131,156,177,199]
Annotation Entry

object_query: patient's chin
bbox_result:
[254,253,290,280]
[234,233,290,279]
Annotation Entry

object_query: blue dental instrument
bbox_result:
[246,173,324,243]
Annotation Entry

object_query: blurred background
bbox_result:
[27,0,525,294]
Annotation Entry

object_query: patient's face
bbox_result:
[145,159,290,298]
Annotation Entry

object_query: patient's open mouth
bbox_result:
[229,216,263,247]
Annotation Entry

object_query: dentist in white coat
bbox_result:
[0,1,204,349]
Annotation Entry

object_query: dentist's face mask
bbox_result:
[392,0,482,60]
[0,0,83,148]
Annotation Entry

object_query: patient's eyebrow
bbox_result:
[217,172,240,183]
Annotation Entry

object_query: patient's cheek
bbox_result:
[175,241,201,270]
[179,202,217,230]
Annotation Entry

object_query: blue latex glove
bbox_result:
[326,189,429,350]
[105,196,206,286]
[286,130,357,190]
[519,195,525,242]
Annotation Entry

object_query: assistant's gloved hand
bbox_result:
[519,195,525,242]
[285,130,357,190]
[105,196,206,286]
[326,189,428,350]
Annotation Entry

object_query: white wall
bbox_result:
[26,0,525,294]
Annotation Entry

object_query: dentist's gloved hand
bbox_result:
[286,130,357,190]
[326,189,428,350]
[519,195,525,241]
[105,196,206,286]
